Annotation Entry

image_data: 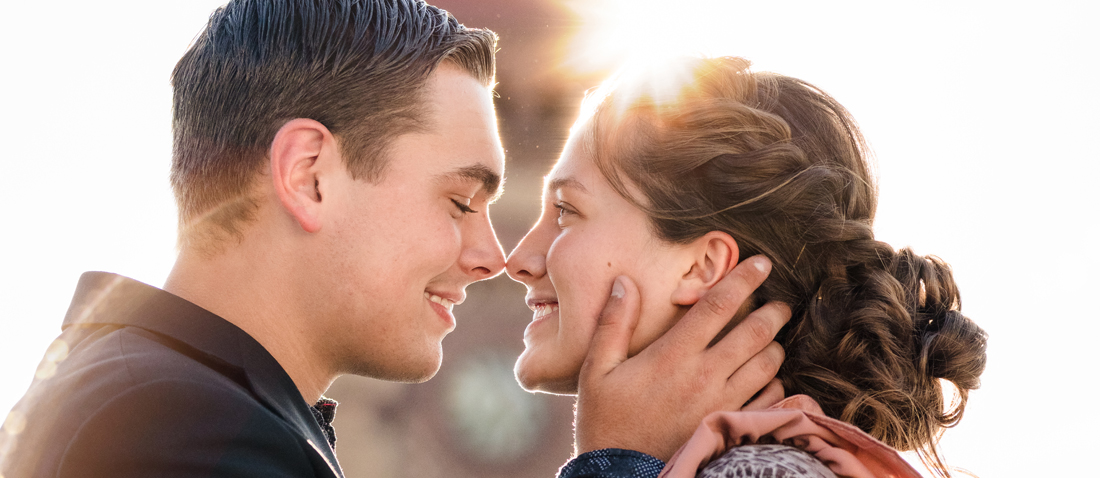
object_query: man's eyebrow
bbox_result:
[547,177,588,194]
[439,164,504,202]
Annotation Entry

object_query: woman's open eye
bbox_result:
[553,202,576,226]
[451,198,478,215]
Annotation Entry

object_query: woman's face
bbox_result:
[506,130,696,394]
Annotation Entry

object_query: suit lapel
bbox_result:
[240,337,344,478]
[63,272,344,478]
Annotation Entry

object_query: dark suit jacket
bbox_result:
[0,272,343,478]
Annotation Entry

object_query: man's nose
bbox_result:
[462,214,506,281]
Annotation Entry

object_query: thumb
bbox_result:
[581,276,641,381]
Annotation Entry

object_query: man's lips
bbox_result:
[425,291,461,312]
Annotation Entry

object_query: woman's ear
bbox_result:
[670,231,739,306]
[269,118,333,233]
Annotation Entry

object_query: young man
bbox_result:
[0,1,787,477]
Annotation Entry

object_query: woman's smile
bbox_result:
[506,125,697,394]
[531,302,559,320]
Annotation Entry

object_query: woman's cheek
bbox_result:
[552,233,621,362]
[625,299,684,356]
[626,323,660,356]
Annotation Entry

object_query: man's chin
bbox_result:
[397,357,443,384]
[351,351,442,383]
[376,367,439,384]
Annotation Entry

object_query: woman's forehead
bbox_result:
[545,137,591,190]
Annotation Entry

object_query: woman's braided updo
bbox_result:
[579,57,987,477]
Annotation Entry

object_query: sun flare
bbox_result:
[564,0,752,75]
[570,60,700,135]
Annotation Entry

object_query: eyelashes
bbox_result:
[553,201,577,225]
[451,198,479,214]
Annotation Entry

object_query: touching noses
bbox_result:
[460,213,507,281]
[505,228,548,285]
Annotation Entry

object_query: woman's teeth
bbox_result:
[425,292,454,312]
[534,303,559,319]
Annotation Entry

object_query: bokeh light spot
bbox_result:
[34,361,58,381]
[44,339,69,364]
[3,411,26,436]
[33,338,69,381]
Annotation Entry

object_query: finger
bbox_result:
[723,341,785,408]
[580,276,641,381]
[741,378,785,411]
[667,255,772,351]
[709,300,790,375]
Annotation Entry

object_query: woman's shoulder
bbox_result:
[697,444,837,478]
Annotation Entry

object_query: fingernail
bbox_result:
[752,256,771,273]
[610,277,625,299]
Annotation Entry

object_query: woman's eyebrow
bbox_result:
[547,177,588,195]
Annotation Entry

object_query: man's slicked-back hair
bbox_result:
[170,0,497,247]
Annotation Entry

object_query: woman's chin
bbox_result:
[527,380,579,396]
[514,354,580,395]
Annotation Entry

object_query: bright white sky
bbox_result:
[1,1,1097,476]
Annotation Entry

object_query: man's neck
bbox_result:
[164,244,334,404]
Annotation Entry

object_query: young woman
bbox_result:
[506,57,987,477]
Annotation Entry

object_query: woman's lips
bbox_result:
[524,302,558,342]
[532,302,559,320]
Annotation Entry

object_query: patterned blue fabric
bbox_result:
[558,449,665,478]
[698,445,836,478]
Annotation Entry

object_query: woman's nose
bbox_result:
[506,229,548,284]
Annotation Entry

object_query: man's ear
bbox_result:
[269,118,332,233]
[670,231,740,306]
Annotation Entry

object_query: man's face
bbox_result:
[314,63,506,382]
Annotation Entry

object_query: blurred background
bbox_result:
[1,0,1097,476]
